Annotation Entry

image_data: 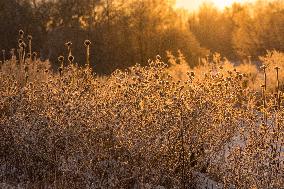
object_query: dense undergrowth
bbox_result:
[0,34,283,188]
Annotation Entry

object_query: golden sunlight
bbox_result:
[175,0,250,11]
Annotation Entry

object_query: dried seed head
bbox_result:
[275,66,280,70]
[260,65,267,70]
[58,56,64,62]
[32,52,37,58]
[27,35,32,40]
[19,29,24,36]
[84,40,91,46]
[68,55,74,62]
[18,39,23,44]
[19,42,26,48]
[65,41,72,47]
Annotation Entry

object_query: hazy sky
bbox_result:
[175,0,255,11]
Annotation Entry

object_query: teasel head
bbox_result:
[26,53,31,60]
[260,65,267,71]
[156,54,161,61]
[68,54,74,64]
[19,29,24,39]
[84,40,91,67]
[84,39,91,47]
[19,42,26,49]
[27,35,32,41]
[18,39,23,46]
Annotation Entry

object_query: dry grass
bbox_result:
[0,34,283,188]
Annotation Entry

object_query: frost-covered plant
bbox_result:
[0,32,283,188]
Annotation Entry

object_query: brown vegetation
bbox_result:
[0,35,283,188]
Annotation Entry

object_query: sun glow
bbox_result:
[175,0,249,11]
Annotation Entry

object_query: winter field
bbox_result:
[0,32,283,188]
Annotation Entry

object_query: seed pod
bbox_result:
[58,56,64,62]
[260,65,267,70]
[68,55,74,62]
[84,40,91,47]
[65,41,72,47]
[27,35,32,40]
[18,39,23,44]
[26,53,31,59]
[32,52,37,60]
[19,29,24,38]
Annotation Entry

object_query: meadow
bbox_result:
[0,32,283,188]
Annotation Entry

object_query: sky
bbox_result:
[175,0,255,11]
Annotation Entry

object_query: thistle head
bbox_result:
[18,39,23,45]
[27,35,32,41]
[65,41,72,47]
[26,53,31,59]
[32,52,37,60]
[260,65,267,70]
[68,55,74,62]
[19,42,26,49]
[19,29,24,38]
[58,56,64,62]
[84,40,91,47]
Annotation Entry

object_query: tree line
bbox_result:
[0,0,283,74]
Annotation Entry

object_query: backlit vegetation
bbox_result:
[0,32,283,188]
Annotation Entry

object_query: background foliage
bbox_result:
[0,0,283,74]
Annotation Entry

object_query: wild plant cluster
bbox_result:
[0,31,283,188]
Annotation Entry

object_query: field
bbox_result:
[0,35,283,189]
